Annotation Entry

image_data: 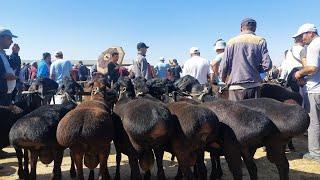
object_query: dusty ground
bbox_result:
[0,135,319,180]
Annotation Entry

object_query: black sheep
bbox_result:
[167,101,220,180]
[9,101,76,180]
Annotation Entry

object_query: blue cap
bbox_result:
[0,28,17,38]
[241,18,257,27]
[137,42,149,49]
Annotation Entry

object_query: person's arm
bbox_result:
[295,45,320,81]
[50,64,55,80]
[260,39,272,72]
[220,46,231,83]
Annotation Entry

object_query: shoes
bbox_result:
[303,152,320,163]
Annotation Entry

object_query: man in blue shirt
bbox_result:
[154,57,170,79]
[37,52,51,78]
[50,51,72,85]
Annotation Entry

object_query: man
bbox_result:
[133,42,151,79]
[294,23,320,162]
[19,63,29,83]
[107,50,120,83]
[182,47,210,84]
[0,28,20,106]
[220,18,272,101]
[78,60,89,81]
[211,39,226,85]
[154,57,170,79]
[37,52,51,78]
[279,35,305,81]
[169,59,182,81]
[50,51,72,85]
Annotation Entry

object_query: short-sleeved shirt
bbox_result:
[37,59,49,78]
[50,59,72,84]
[155,62,170,78]
[305,37,320,93]
[182,56,210,84]
[212,53,224,64]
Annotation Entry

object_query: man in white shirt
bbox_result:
[211,39,226,85]
[0,28,20,106]
[182,47,210,84]
[280,35,304,81]
[294,23,320,162]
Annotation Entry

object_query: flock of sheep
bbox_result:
[0,75,310,180]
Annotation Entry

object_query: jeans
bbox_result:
[305,93,320,156]
[0,93,12,106]
[228,87,261,101]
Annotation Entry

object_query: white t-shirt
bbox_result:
[306,37,320,93]
[280,45,303,80]
[182,56,210,84]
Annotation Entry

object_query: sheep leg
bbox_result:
[209,151,221,180]
[73,152,85,180]
[154,147,166,180]
[266,143,289,180]
[88,170,94,180]
[23,149,30,179]
[51,149,63,180]
[29,150,39,180]
[104,145,111,180]
[144,170,151,180]
[97,152,108,180]
[195,150,207,180]
[15,147,24,179]
[241,147,257,180]
[70,150,77,178]
[223,134,243,180]
[174,167,183,180]
[128,154,142,180]
[115,150,121,180]
[287,139,295,151]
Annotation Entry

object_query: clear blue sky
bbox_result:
[2,0,320,66]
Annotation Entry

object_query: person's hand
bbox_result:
[12,43,20,54]
[294,71,301,80]
[3,73,16,80]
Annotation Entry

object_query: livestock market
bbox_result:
[1,1,320,180]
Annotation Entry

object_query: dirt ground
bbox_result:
[0,135,319,180]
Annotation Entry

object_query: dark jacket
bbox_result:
[0,53,21,93]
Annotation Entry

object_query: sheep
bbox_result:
[9,101,77,180]
[202,100,295,180]
[166,101,221,180]
[238,98,310,147]
[56,77,117,180]
[113,77,197,180]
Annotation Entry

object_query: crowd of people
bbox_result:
[0,17,319,163]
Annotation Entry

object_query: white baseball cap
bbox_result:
[292,23,317,38]
[214,40,226,50]
[0,28,17,38]
[159,57,165,61]
[189,47,200,54]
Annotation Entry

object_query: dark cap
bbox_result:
[137,42,149,49]
[241,18,257,27]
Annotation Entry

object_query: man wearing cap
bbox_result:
[211,39,226,85]
[37,52,51,79]
[0,28,21,106]
[50,51,72,84]
[294,23,320,162]
[279,35,305,82]
[107,50,120,83]
[133,42,151,79]
[182,47,210,84]
[154,57,170,79]
[220,18,272,101]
